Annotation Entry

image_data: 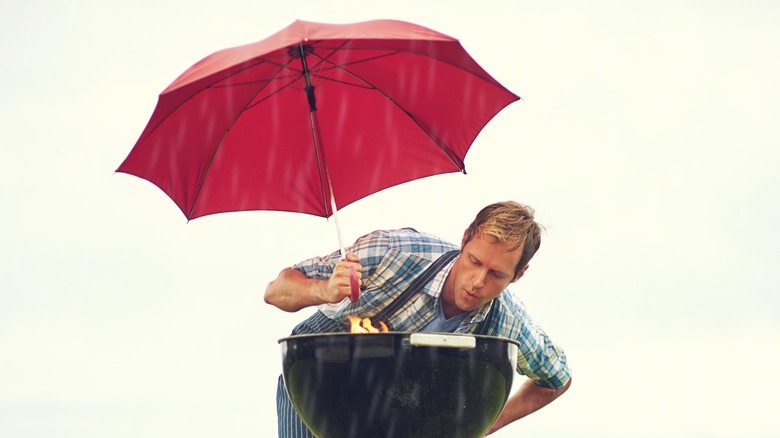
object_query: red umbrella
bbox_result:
[117,19,518,256]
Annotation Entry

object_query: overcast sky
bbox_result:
[2,1,779,437]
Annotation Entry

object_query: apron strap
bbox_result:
[372,250,460,323]
[470,298,501,335]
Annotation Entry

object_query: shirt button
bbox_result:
[426,312,432,317]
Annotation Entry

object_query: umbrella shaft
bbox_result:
[307,105,345,259]
[299,43,317,111]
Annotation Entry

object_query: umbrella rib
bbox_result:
[241,64,313,111]
[186,60,294,220]
[209,72,299,89]
[242,77,302,111]
[310,51,466,173]
[210,59,314,112]
[312,43,506,95]
[135,56,299,148]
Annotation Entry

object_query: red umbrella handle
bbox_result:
[348,266,360,302]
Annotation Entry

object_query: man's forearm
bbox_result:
[264,267,329,312]
[486,377,572,435]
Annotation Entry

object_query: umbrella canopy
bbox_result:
[117,19,519,222]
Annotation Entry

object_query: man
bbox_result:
[265,201,571,436]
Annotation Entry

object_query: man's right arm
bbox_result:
[264,253,362,312]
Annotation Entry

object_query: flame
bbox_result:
[348,316,389,333]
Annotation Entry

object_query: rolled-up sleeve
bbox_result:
[516,321,571,389]
[495,295,572,389]
[292,254,339,280]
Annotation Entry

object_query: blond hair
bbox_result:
[464,201,542,274]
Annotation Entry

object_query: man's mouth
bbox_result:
[464,289,479,301]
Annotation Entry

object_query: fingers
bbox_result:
[344,252,361,264]
[341,252,362,275]
[325,255,363,303]
[338,255,362,281]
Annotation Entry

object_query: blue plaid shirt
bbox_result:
[292,228,571,389]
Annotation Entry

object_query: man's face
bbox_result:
[442,232,527,317]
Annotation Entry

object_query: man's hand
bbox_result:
[324,253,362,303]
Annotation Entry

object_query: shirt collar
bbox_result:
[423,256,456,298]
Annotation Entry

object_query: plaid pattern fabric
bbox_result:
[473,292,571,389]
[292,249,460,335]
[291,228,571,389]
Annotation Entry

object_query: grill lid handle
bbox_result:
[409,333,476,349]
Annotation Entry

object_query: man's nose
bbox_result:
[473,269,487,289]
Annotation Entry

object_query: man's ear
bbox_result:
[512,264,529,283]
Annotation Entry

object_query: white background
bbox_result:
[2,1,778,436]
